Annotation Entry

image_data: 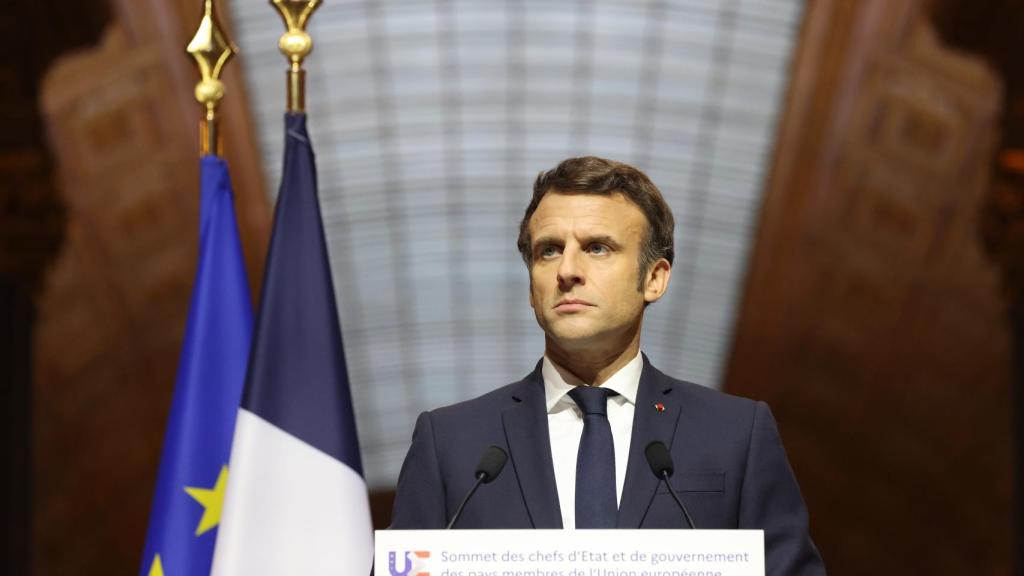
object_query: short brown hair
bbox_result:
[516,156,675,288]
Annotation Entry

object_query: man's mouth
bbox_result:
[553,298,594,312]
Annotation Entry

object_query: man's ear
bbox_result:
[643,258,672,304]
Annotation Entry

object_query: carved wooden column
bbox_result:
[33,1,269,573]
[725,1,1013,573]
[0,1,110,573]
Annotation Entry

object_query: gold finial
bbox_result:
[270,0,322,112]
[187,0,239,156]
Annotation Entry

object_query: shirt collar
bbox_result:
[542,351,642,413]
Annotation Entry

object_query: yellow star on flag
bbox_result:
[148,554,164,576]
[184,465,228,536]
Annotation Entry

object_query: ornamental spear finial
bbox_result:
[270,0,322,113]
[186,0,239,156]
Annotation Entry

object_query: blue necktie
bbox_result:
[568,386,619,528]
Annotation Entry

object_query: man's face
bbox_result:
[527,191,668,353]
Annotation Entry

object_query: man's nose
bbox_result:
[557,246,585,290]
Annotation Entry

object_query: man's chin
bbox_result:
[541,317,641,355]
[543,328,604,351]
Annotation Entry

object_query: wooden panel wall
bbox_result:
[724,1,1014,574]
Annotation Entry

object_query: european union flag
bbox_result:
[140,156,253,576]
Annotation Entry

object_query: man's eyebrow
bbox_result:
[531,234,623,250]
[531,235,562,249]
[582,234,622,248]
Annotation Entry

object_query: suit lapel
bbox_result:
[502,366,563,529]
[617,357,682,528]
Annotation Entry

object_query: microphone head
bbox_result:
[475,445,508,483]
[645,441,674,478]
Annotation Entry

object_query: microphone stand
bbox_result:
[659,470,696,529]
[446,472,487,529]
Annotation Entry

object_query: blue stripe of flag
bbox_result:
[241,112,363,475]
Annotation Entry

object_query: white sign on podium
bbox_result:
[376,529,764,576]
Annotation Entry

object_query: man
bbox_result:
[390,157,825,575]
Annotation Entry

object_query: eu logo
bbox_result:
[388,550,430,576]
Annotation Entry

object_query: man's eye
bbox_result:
[539,245,561,258]
[587,244,609,255]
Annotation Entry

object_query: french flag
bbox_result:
[212,113,373,575]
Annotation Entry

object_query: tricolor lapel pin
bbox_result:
[653,402,665,413]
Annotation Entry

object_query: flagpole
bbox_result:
[270,0,322,113]
[187,0,239,156]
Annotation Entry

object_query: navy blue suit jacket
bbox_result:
[390,357,825,575]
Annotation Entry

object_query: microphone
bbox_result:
[644,441,696,529]
[446,445,508,529]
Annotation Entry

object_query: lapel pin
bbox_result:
[653,402,665,413]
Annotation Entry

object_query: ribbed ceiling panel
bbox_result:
[229,0,804,488]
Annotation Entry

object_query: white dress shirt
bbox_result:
[543,351,641,529]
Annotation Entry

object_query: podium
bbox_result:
[376,529,764,576]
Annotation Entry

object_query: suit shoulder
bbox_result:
[425,375,534,421]
[679,377,758,407]
[649,365,761,418]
